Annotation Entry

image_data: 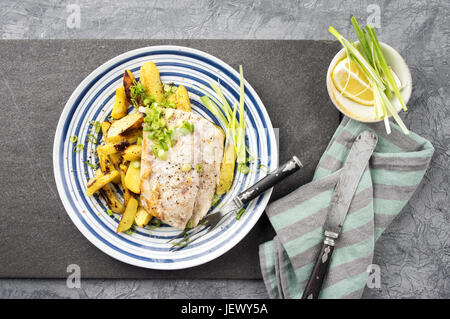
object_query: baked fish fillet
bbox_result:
[140,109,225,230]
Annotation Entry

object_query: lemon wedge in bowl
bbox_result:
[331,58,374,106]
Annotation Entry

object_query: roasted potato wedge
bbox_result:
[140,61,164,102]
[117,197,138,233]
[216,142,236,195]
[120,164,132,206]
[97,144,119,156]
[105,129,141,146]
[109,152,122,169]
[111,86,128,120]
[101,121,111,137]
[106,113,144,144]
[97,148,111,173]
[134,206,152,227]
[95,170,124,214]
[125,161,141,194]
[167,85,191,112]
[97,148,120,184]
[97,137,136,156]
[86,170,120,196]
[123,69,137,104]
[122,144,142,162]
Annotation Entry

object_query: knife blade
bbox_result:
[301,130,378,299]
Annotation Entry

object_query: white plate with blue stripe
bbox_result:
[53,46,278,270]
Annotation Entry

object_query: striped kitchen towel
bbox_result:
[259,117,434,299]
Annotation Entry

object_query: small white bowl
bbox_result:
[326,42,412,122]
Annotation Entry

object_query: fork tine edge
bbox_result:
[170,226,211,252]
[170,225,210,250]
[166,224,204,244]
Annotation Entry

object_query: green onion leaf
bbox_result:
[351,17,373,65]
[366,25,407,111]
[329,26,385,89]
[236,65,247,165]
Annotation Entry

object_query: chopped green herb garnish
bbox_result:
[90,121,101,134]
[211,194,221,206]
[178,127,190,136]
[129,81,147,108]
[88,134,98,144]
[181,121,194,133]
[148,218,162,230]
[163,83,176,95]
[143,97,154,106]
[73,144,84,153]
[185,219,195,229]
[143,106,177,160]
[236,208,245,220]
[238,164,250,174]
[85,161,97,169]
[157,149,167,160]
[106,209,114,216]
[181,163,192,172]
[70,135,78,143]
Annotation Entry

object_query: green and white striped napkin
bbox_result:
[259,117,434,299]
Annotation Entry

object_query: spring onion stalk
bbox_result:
[329,18,409,135]
[200,96,230,136]
[237,65,246,165]
[366,25,407,111]
[210,82,234,124]
[231,102,238,144]
[200,66,248,167]
[351,17,373,66]
[329,26,385,89]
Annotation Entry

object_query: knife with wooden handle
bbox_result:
[301,130,378,299]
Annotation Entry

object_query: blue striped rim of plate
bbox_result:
[53,45,278,270]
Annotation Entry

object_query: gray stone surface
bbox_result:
[0,0,449,299]
[0,39,339,280]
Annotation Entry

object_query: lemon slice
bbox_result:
[331,58,374,106]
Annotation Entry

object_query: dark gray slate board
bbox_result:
[0,40,340,279]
